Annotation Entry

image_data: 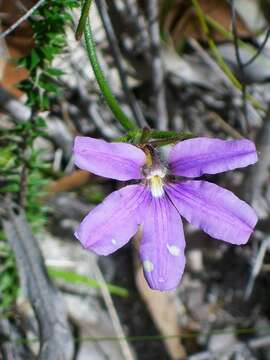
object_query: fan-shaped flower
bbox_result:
[74,136,258,291]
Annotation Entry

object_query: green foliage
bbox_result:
[0,125,47,216]
[0,0,79,315]
[17,0,79,110]
[0,233,19,312]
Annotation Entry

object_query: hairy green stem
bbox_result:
[150,129,192,140]
[84,16,137,132]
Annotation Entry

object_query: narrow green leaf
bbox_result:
[30,50,40,71]
[48,267,129,298]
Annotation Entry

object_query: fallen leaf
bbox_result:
[162,0,251,46]
[0,1,35,97]
[47,170,91,198]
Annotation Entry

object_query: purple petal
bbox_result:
[140,195,186,291]
[169,138,258,178]
[166,180,257,245]
[74,136,146,181]
[75,185,150,255]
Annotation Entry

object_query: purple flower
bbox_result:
[73,136,258,291]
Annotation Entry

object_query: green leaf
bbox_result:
[38,94,49,109]
[48,267,129,297]
[46,67,65,77]
[0,183,20,193]
[35,116,47,128]
[38,81,59,93]
[0,147,15,168]
[30,49,40,71]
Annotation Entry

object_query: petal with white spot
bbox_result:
[140,195,186,291]
[75,185,150,255]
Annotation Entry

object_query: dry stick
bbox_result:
[93,259,135,360]
[2,202,74,360]
[124,0,150,54]
[192,0,264,115]
[188,333,270,359]
[243,29,270,68]
[208,112,243,139]
[241,109,270,299]
[95,0,147,127]
[248,334,270,349]
[146,0,168,130]
[88,101,120,138]
[230,0,248,129]
[189,38,238,88]
[0,87,31,122]
[15,0,29,12]
[189,38,261,127]
[0,0,46,39]
[0,87,73,156]
[244,237,270,300]
[243,105,270,205]
[0,318,33,359]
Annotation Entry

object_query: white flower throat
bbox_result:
[142,145,167,198]
[147,168,166,198]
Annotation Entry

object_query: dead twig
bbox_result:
[123,0,149,53]
[244,237,270,300]
[0,317,34,360]
[146,0,168,130]
[0,0,46,39]
[243,105,270,217]
[1,200,74,360]
[208,112,243,139]
[0,86,73,157]
[93,259,135,360]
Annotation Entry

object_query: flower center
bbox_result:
[147,169,166,198]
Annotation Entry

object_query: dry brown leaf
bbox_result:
[0,1,35,97]
[126,0,251,43]
[160,0,251,45]
[47,170,91,198]
[0,46,30,98]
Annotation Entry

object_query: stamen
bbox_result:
[147,168,166,198]
[149,175,164,197]
[146,169,166,179]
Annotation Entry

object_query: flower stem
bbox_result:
[75,0,93,41]
[84,15,137,132]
